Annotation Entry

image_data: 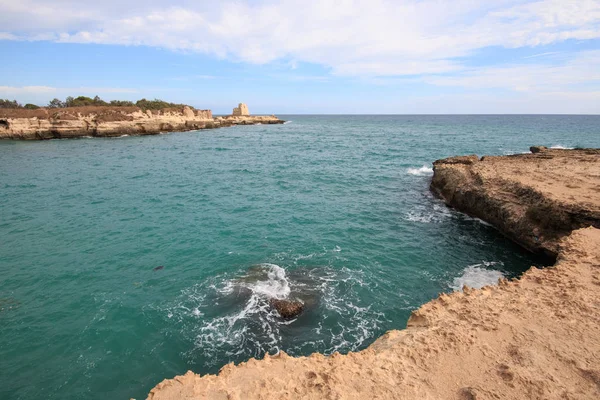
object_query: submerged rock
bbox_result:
[269,298,304,319]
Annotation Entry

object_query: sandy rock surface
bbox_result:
[431,147,600,256]
[146,148,600,400]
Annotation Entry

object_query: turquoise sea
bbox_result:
[1,115,599,399]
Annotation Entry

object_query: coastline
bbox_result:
[146,147,600,400]
[0,106,284,140]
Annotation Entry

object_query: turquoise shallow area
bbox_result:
[1,115,599,399]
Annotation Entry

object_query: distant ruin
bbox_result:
[232,103,249,116]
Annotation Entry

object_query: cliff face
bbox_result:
[146,148,600,400]
[0,106,283,140]
[430,147,600,258]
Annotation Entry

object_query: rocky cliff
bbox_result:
[430,147,600,258]
[0,106,283,140]
[145,147,600,400]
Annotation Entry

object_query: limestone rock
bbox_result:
[269,298,304,319]
[431,148,600,257]
[182,106,195,118]
[0,106,283,140]
[530,145,548,153]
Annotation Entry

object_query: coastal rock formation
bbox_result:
[0,105,282,140]
[269,299,304,319]
[146,148,600,400]
[430,147,600,257]
[232,103,249,116]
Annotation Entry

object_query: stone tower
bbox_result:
[232,103,249,116]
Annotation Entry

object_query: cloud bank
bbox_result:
[0,0,599,112]
[1,0,599,76]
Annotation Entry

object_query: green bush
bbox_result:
[135,98,191,111]
[64,95,109,107]
[0,99,22,108]
[47,98,65,108]
[109,100,135,107]
[6,96,194,110]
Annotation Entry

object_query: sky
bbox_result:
[0,0,599,114]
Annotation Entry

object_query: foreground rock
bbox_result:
[269,299,304,319]
[0,106,284,140]
[147,148,600,400]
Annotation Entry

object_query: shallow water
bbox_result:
[1,115,599,399]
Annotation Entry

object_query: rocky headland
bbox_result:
[146,147,600,400]
[0,104,284,140]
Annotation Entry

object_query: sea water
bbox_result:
[1,115,599,399]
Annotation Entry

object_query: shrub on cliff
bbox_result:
[109,100,135,107]
[47,98,65,108]
[135,98,193,111]
[65,96,109,107]
[24,104,40,109]
[0,99,21,108]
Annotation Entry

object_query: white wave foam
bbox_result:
[407,165,433,176]
[550,145,573,149]
[283,121,292,124]
[451,262,504,291]
[165,264,385,366]
[247,263,291,299]
[404,203,451,224]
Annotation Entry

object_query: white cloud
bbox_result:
[0,86,138,95]
[424,50,600,91]
[0,0,599,77]
[0,86,57,94]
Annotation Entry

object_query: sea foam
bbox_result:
[407,165,433,176]
[451,262,504,291]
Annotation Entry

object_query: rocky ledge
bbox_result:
[431,147,600,258]
[0,106,284,140]
[146,147,600,400]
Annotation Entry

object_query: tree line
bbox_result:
[0,96,193,111]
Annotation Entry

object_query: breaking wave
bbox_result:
[550,145,573,149]
[163,264,385,367]
[450,262,504,291]
[405,203,452,224]
[407,165,433,176]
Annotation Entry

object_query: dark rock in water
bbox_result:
[269,299,304,319]
[530,146,548,153]
[153,265,164,271]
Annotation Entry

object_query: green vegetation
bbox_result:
[0,97,194,110]
[0,99,21,109]
[134,98,191,110]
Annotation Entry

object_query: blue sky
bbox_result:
[1,0,599,114]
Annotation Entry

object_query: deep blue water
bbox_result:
[1,115,599,400]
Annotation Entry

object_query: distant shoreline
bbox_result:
[0,105,284,140]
